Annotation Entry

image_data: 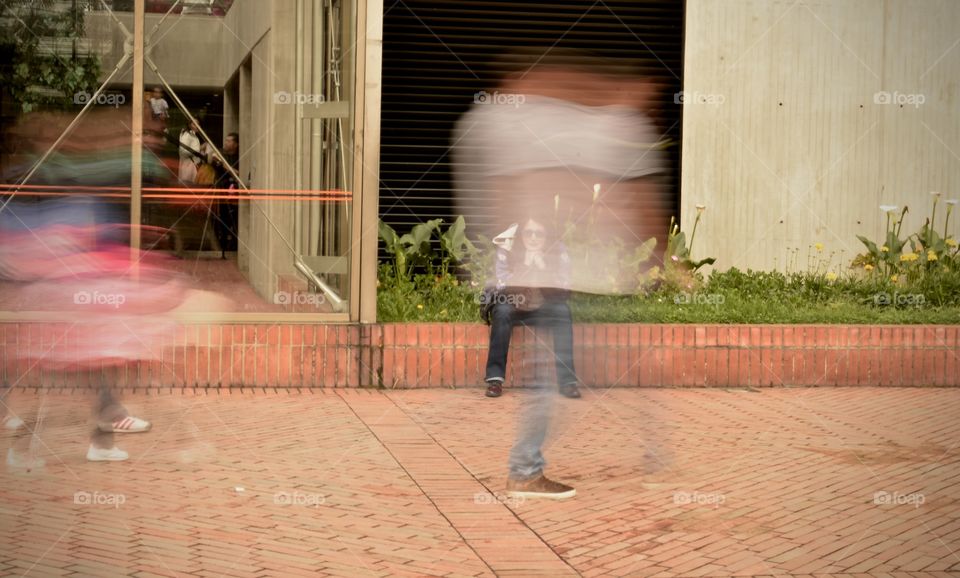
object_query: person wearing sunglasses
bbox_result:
[482,217,581,400]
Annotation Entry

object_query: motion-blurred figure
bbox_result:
[484,217,578,499]
[453,50,669,290]
[0,106,233,466]
[453,50,669,499]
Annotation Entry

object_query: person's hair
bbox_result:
[227,132,239,142]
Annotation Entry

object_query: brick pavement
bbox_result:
[0,387,958,577]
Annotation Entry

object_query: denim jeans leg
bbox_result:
[537,301,577,386]
[484,304,516,382]
[91,387,127,449]
[508,383,554,480]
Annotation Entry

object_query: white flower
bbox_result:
[946,199,958,206]
[879,205,898,213]
[930,191,942,198]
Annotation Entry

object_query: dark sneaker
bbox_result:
[505,474,576,500]
[485,381,503,397]
[559,383,581,399]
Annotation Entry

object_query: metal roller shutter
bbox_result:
[379,0,684,252]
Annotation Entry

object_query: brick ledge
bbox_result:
[1,323,958,388]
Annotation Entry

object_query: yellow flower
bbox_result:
[864,264,874,271]
[927,251,938,261]
[814,242,824,252]
[891,274,898,282]
[900,252,919,262]
[416,304,424,310]
[881,246,889,252]
[825,272,837,281]
[947,238,958,247]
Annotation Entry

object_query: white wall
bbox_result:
[681,0,960,273]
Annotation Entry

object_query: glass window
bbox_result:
[1,0,358,320]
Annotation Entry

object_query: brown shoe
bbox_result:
[505,474,576,500]
[559,383,581,398]
[485,381,503,397]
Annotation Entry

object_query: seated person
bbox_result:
[482,216,581,399]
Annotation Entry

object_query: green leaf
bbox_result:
[667,230,688,258]
[439,215,474,263]
[691,257,717,270]
[399,218,442,262]
[377,219,400,254]
[856,235,879,257]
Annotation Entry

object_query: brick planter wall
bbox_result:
[2,323,958,388]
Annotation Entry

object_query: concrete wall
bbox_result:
[681,0,960,273]
[86,1,270,88]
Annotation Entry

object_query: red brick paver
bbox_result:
[0,387,958,577]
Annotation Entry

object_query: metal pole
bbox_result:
[131,0,145,263]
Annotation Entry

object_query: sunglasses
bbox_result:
[522,229,546,238]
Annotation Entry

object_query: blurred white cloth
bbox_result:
[454,95,666,181]
[492,223,518,250]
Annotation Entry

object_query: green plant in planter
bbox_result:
[855,195,960,279]
[438,215,476,277]
[377,218,442,286]
[666,205,716,272]
[910,192,959,268]
[660,205,716,294]
[378,217,486,322]
[854,205,909,278]
[561,219,658,294]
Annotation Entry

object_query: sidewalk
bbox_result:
[0,386,958,577]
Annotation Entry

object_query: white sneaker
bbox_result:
[3,416,25,430]
[86,445,129,462]
[98,416,151,433]
[6,448,45,469]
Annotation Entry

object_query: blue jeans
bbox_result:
[508,383,554,480]
[485,299,577,480]
[484,300,577,387]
